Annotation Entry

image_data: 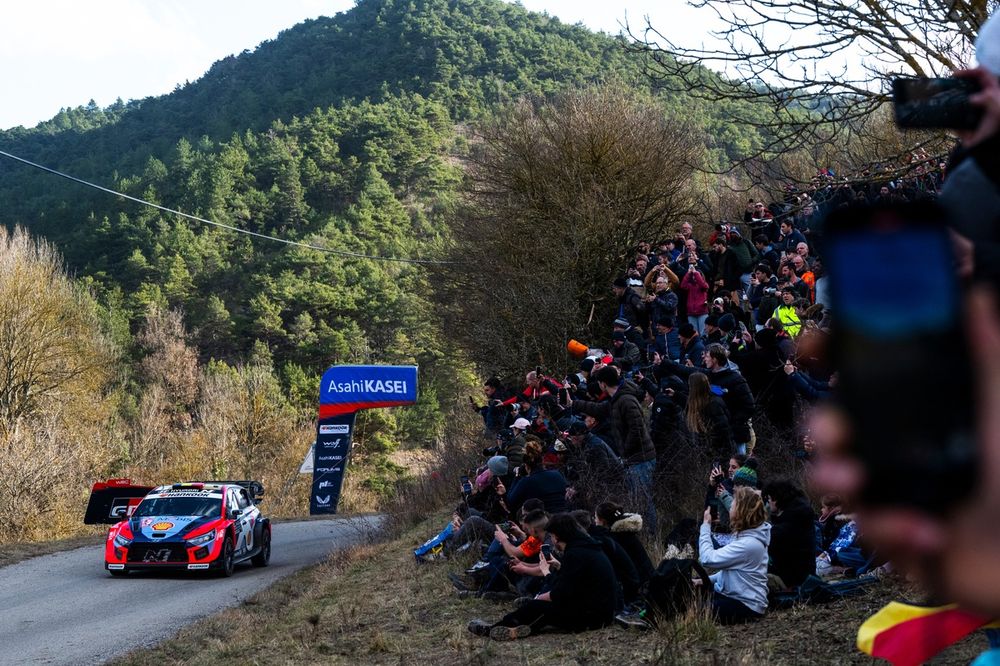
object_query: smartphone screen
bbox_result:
[827,203,976,512]
[892,77,983,130]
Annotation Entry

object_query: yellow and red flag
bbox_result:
[858,602,998,665]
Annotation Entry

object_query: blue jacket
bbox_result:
[651,329,682,362]
[788,371,830,403]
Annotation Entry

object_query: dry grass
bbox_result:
[108,511,989,666]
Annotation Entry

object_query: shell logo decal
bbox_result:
[151,521,174,531]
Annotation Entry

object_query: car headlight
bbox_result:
[187,531,216,547]
[113,534,132,548]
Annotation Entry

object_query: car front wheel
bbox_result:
[218,537,235,577]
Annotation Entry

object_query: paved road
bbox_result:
[0,515,382,665]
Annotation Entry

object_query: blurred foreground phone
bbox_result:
[892,77,983,130]
[826,202,976,513]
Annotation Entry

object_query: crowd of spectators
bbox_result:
[438,178,906,641]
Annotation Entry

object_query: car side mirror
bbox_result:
[228,509,240,520]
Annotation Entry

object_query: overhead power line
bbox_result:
[0,148,455,265]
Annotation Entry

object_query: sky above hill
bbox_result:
[0,0,717,131]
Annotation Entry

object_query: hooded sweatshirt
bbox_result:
[698,521,771,615]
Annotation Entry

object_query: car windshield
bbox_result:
[133,497,221,518]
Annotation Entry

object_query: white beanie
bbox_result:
[976,10,1000,75]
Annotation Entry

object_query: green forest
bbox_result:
[0,0,772,538]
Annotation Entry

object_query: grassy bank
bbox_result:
[110,512,987,665]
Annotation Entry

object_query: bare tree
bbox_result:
[440,85,704,375]
[629,0,997,182]
[0,227,114,437]
[139,307,199,413]
[197,361,296,479]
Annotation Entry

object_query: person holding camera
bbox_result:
[813,13,1000,624]
[697,486,771,625]
[747,263,780,327]
[680,252,710,335]
[611,276,647,330]
[468,513,618,640]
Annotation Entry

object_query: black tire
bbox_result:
[251,527,271,567]
[217,537,235,577]
[108,568,128,577]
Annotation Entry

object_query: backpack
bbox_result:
[640,558,713,624]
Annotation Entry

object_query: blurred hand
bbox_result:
[950,230,975,280]
[955,67,1000,148]
[703,507,713,525]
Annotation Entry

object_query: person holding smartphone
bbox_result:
[468,513,618,640]
[813,16,1000,621]
[680,253,710,335]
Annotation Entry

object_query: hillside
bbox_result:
[0,0,769,455]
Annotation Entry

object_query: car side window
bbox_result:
[237,489,251,510]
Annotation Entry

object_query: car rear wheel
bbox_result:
[251,528,271,567]
[218,537,235,577]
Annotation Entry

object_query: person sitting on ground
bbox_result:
[593,501,654,583]
[500,418,530,468]
[468,513,619,641]
[452,500,546,591]
[714,460,759,515]
[464,455,511,523]
[817,493,844,552]
[501,439,569,516]
[698,486,771,625]
[763,479,817,589]
[572,509,641,611]
[494,509,556,597]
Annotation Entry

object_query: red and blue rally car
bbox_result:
[86,479,270,577]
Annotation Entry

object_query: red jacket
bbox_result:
[681,269,710,316]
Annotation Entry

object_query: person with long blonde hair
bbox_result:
[685,372,733,462]
[698,486,770,624]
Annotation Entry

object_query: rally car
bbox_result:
[85,479,270,577]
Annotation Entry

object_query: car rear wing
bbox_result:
[84,479,155,525]
[189,480,265,504]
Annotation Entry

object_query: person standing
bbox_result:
[570,365,658,535]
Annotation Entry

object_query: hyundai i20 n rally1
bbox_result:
[90,480,270,577]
